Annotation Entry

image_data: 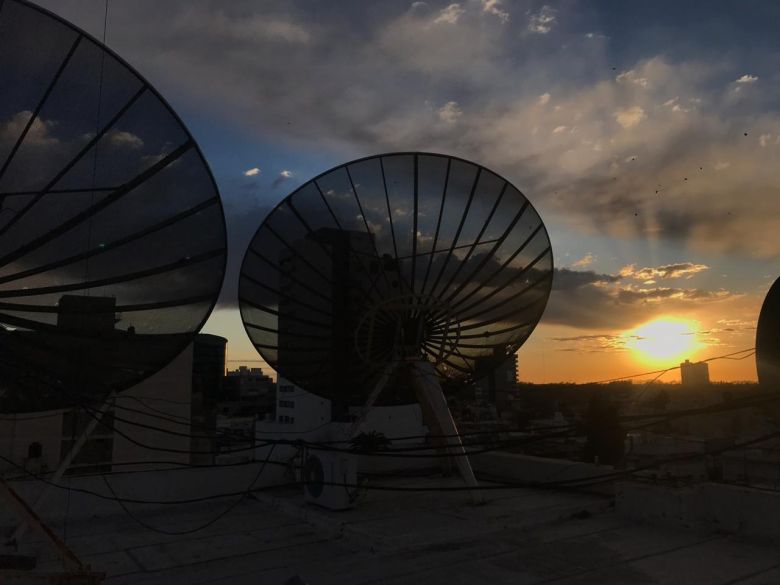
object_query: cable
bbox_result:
[54,384,780,460]
[101,443,276,535]
[587,347,756,384]
[1,456,294,482]
[4,353,772,467]
[4,428,780,505]
[113,395,193,406]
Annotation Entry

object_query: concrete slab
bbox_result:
[8,472,780,585]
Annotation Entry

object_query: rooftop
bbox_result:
[7,470,780,585]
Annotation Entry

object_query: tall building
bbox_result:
[475,352,518,414]
[277,227,385,419]
[56,294,117,334]
[680,359,710,387]
[190,334,227,464]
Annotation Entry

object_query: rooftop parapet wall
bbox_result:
[616,481,780,543]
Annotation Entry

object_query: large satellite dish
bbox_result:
[240,152,553,403]
[240,152,552,497]
[757,276,780,389]
[0,0,227,412]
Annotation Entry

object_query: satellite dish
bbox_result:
[757,276,780,389]
[240,152,553,403]
[239,152,553,498]
[0,0,227,412]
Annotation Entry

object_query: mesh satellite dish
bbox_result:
[756,276,780,389]
[239,152,553,496]
[0,0,227,412]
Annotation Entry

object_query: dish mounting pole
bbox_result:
[410,360,484,504]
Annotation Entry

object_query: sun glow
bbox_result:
[627,317,700,365]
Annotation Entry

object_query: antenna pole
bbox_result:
[411,360,484,504]
[8,392,116,544]
[0,477,105,582]
[347,360,398,439]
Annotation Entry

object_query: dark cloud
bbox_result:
[216,199,272,309]
[553,267,618,290]
[30,0,780,261]
[543,267,737,330]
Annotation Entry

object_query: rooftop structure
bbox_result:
[680,360,710,387]
[3,461,780,584]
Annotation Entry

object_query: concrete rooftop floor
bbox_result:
[14,475,780,585]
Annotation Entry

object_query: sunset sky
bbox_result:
[38,0,780,383]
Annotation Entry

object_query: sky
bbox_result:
[33,0,780,383]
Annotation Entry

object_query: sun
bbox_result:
[627,317,699,365]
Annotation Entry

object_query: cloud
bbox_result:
[553,267,619,290]
[544,267,736,330]
[620,262,710,280]
[481,0,509,23]
[549,333,628,353]
[528,5,557,34]
[614,105,646,128]
[736,74,759,84]
[107,130,144,149]
[243,167,261,177]
[571,253,595,268]
[0,111,58,148]
[662,96,690,113]
[438,101,462,124]
[616,70,648,88]
[615,286,730,304]
[34,3,780,259]
[434,3,465,25]
[272,169,293,188]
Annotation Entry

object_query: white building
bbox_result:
[0,334,226,477]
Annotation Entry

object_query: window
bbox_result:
[279,385,295,393]
[279,400,295,408]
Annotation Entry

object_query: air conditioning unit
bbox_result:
[303,451,357,510]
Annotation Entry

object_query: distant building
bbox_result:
[275,376,331,428]
[474,352,518,415]
[276,227,387,419]
[221,366,275,418]
[680,359,710,387]
[56,294,117,334]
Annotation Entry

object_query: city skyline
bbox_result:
[32,0,780,383]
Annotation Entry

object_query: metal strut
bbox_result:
[410,360,484,504]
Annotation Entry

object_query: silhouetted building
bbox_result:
[680,359,710,387]
[277,227,382,419]
[190,335,227,464]
[221,366,275,417]
[56,294,117,334]
[112,333,227,469]
[475,352,518,415]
